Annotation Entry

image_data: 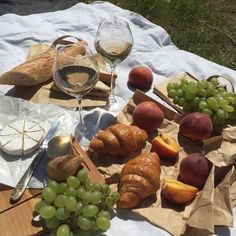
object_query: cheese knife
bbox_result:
[10,114,65,202]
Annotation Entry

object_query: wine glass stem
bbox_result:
[76,98,87,134]
[109,64,116,104]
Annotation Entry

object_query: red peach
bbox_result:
[128,66,153,90]
[179,153,211,190]
[132,101,164,132]
[179,112,213,141]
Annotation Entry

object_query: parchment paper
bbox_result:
[90,90,236,236]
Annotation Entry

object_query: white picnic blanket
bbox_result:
[0,1,235,236]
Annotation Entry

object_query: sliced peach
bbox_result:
[162,177,199,204]
[151,133,180,159]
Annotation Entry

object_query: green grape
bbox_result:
[178,97,186,107]
[65,196,77,212]
[77,216,92,230]
[55,207,70,221]
[67,176,80,189]
[57,183,68,194]
[75,201,83,214]
[196,81,206,90]
[226,96,236,104]
[65,187,77,197]
[185,91,194,100]
[172,82,180,89]
[56,224,70,236]
[85,180,96,191]
[98,210,111,219]
[100,183,110,194]
[82,205,99,218]
[229,111,236,121]
[55,194,68,208]
[219,99,228,108]
[192,96,200,107]
[105,196,115,207]
[34,200,49,214]
[50,229,57,236]
[217,109,226,119]
[202,109,212,117]
[111,192,120,202]
[210,77,219,86]
[180,79,188,85]
[199,101,208,110]
[181,84,188,92]
[90,191,102,204]
[42,187,57,203]
[48,180,59,193]
[224,105,234,112]
[172,96,179,104]
[77,187,86,200]
[96,216,111,231]
[176,89,183,97]
[82,191,92,203]
[45,217,61,229]
[39,205,56,219]
[91,221,99,231]
[77,169,87,182]
[93,183,101,191]
[167,83,175,91]
[168,89,177,98]
[207,97,217,109]
[218,87,226,93]
[198,89,207,97]
[206,86,217,96]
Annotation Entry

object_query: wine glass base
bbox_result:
[105,95,126,112]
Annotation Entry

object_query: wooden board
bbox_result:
[0,137,104,235]
[153,72,198,114]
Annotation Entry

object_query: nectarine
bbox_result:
[132,101,164,132]
[152,133,180,159]
[179,112,213,141]
[179,153,210,190]
[128,66,153,90]
[162,177,199,204]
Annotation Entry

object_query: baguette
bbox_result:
[0,40,87,86]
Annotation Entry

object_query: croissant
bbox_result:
[89,123,148,157]
[117,152,161,209]
[0,40,87,86]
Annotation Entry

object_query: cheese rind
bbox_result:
[0,120,45,156]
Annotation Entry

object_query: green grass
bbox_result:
[84,0,236,70]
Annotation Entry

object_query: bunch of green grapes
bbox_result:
[167,78,236,125]
[34,169,120,236]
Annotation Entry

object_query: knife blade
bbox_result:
[10,114,65,202]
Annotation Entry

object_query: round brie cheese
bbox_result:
[0,120,45,156]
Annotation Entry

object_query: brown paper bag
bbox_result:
[90,90,235,236]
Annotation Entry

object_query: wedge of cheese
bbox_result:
[0,120,45,156]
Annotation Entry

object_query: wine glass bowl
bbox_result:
[53,41,100,136]
[94,17,133,109]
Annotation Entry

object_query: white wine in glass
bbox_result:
[95,18,133,110]
[53,41,100,138]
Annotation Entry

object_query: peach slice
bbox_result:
[151,133,180,159]
[162,177,199,204]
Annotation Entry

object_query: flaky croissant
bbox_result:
[89,123,148,157]
[117,152,161,209]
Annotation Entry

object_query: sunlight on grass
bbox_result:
[85,0,236,70]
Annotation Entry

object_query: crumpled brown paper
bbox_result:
[5,41,113,108]
[89,90,236,236]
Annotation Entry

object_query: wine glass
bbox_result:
[94,17,133,111]
[53,41,100,137]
